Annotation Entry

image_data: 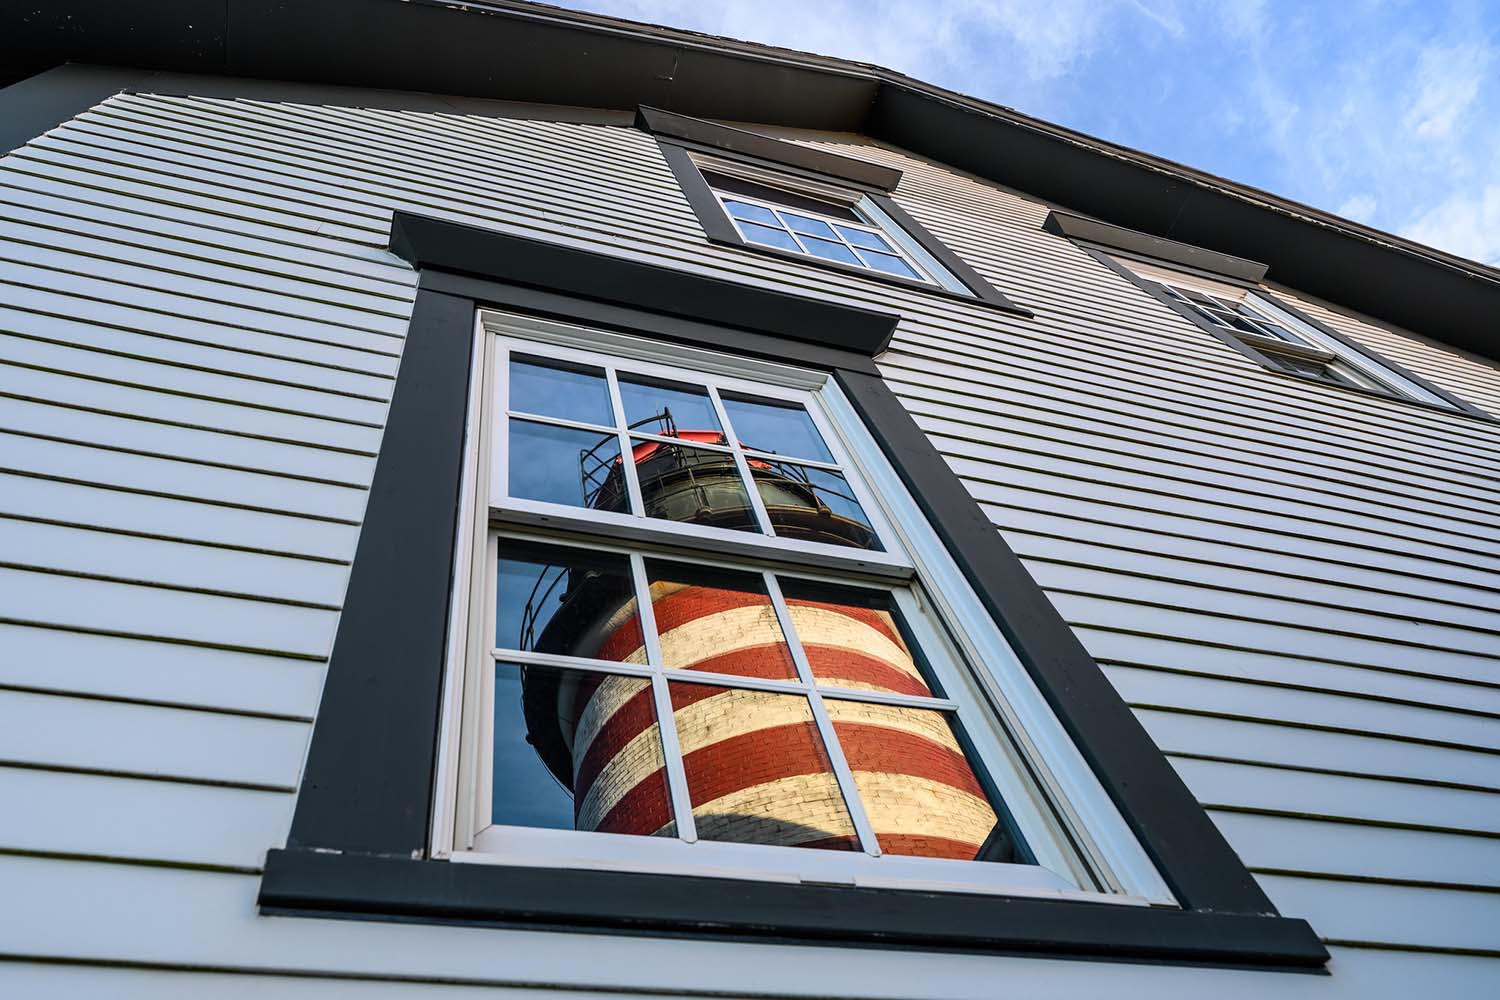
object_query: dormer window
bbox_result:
[638,106,1031,316]
[706,169,936,284]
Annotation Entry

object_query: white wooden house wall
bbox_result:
[0,89,1497,997]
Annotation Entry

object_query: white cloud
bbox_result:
[1401,184,1500,266]
[1337,194,1377,222]
[1404,42,1492,139]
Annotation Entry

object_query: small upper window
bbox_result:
[1123,258,1461,408]
[708,171,931,284]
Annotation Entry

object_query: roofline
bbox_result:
[3,0,1495,358]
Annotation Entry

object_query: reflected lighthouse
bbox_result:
[512,406,1010,861]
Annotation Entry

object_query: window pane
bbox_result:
[495,539,641,660]
[856,250,921,280]
[836,225,894,252]
[825,698,1018,862]
[738,221,802,252]
[633,437,761,533]
[669,681,858,851]
[618,375,723,437]
[800,236,861,265]
[645,561,798,680]
[720,393,834,463]
[752,460,882,551]
[494,663,674,838]
[777,578,934,697]
[509,356,613,427]
[723,199,778,226]
[509,419,627,513]
[781,212,837,239]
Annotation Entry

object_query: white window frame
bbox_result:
[431,308,1174,908]
[1123,256,1455,406]
[697,153,974,296]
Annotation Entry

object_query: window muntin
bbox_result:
[494,339,900,566]
[718,187,928,282]
[480,531,1032,878]
[444,312,1174,904]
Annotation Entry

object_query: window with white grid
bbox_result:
[433,312,1171,902]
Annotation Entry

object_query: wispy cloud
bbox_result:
[558,0,1500,266]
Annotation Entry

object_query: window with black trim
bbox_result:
[638,106,1031,316]
[437,314,1171,901]
[268,213,1327,969]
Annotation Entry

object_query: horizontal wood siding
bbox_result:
[0,90,1495,996]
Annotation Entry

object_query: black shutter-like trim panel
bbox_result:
[287,288,476,856]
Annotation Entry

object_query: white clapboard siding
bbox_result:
[0,87,1496,994]
[0,765,292,870]
[0,517,348,606]
[1210,810,1500,886]
[0,623,322,718]
[0,688,308,788]
[1138,709,1500,790]
[0,472,361,561]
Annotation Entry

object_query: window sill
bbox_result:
[260,848,1327,969]
[708,230,1034,318]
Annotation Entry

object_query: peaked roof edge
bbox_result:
[3,0,1496,361]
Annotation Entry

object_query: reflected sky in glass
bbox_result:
[721,395,833,462]
[619,376,722,437]
[495,539,640,658]
[509,356,614,428]
[493,663,578,829]
[509,419,623,510]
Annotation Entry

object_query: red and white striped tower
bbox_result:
[526,426,1003,859]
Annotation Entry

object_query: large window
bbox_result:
[433,312,1168,901]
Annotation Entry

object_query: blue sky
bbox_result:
[555,0,1500,266]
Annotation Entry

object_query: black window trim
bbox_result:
[641,108,1033,318]
[1048,211,1490,421]
[262,210,1327,973]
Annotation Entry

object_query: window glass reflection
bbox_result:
[856,251,920,279]
[720,394,833,463]
[645,561,798,680]
[632,437,760,533]
[495,539,641,660]
[494,663,674,838]
[752,460,882,551]
[825,698,1018,863]
[509,419,627,513]
[618,375,723,437]
[669,681,858,851]
[777,578,934,697]
[509,356,613,427]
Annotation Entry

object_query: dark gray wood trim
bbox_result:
[421,269,882,377]
[270,210,1327,971]
[286,287,477,856]
[657,138,1033,317]
[261,849,1328,969]
[636,105,901,191]
[1082,246,1281,369]
[1045,211,1268,283]
[388,211,899,356]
